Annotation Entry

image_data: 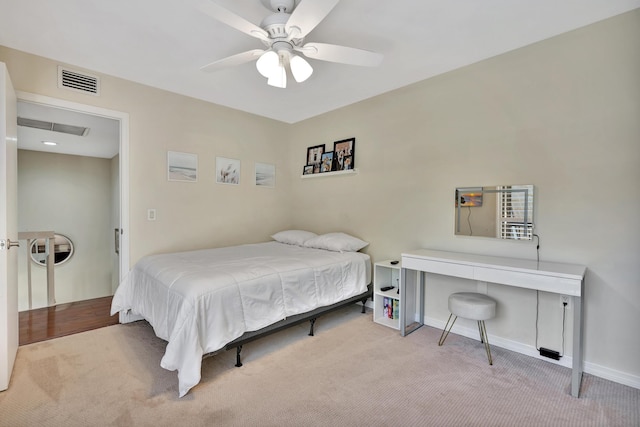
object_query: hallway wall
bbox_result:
[17,149,113,310]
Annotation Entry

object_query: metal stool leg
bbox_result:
[478,320,493,365]
[438,313,457,346]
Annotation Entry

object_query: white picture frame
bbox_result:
[167,151,198,182]
[255,162,275,187]
[216,156,240,185]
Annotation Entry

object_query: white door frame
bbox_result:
[16,91,130,283]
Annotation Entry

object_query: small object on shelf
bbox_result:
[380,286,395,292]
[390,260,399,265]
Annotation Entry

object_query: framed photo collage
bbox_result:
[303,137,355,175]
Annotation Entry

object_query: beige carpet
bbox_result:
[1,306,638,426]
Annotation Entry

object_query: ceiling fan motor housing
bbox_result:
[261,0,298,13]
[260,11,303,48]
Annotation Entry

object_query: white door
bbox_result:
[0,62,19,391]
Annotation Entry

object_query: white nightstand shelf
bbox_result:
[373,259,420,333]
[373,260,402,330]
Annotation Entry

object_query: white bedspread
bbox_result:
[110,241,370,397]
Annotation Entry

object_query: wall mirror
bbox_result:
[30,233,74,266]
[455,185,534,240]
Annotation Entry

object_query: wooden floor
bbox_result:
[19,296,120,346]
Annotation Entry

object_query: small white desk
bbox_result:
[400,249,586,397]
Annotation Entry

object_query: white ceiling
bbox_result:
[2,0,639,126]
[17,101,120,159]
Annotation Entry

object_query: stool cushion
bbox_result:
[448,292,496,321]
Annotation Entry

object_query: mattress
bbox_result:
[110,241,371,397]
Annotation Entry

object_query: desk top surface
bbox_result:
[402,248,586,280]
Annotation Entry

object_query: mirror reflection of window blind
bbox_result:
[498,185,533,239]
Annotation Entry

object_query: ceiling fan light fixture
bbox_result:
[256,51,279,78]
[290,54,313,83]
[200,1,384,90]
[267,63,287,88]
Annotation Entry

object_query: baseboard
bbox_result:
[583,361,640,390]
[424,316,640,390]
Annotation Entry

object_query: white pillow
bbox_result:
[271,230,318,246]
[304,232,369,252]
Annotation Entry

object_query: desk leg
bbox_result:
[400,268,424,337]
[571,291,584,397]
[400,268,407,336]
[417,271,425,325]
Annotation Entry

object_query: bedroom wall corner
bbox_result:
[285,9,640,388]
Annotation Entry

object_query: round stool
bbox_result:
[438,292,497,365]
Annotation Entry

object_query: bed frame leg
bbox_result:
[360,297,368,313]
[308,318,316,336]
[235,345,243,367]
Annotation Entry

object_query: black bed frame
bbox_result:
[223,285,372,368]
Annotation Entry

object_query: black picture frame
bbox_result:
[332,138,355,171]
[306,144,325,166]
[320,152,334,172]
[303,165,314,175]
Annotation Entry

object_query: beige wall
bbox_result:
[1,9,639,387]
[287,11,640,383]
[17,150,113,308]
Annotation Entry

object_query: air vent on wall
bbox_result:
[57,66,100,96]
[17,117,90,136]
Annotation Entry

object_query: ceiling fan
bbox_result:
[198,0,383,88]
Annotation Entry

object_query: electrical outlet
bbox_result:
[147,209,156,221]
[560,294,572,310]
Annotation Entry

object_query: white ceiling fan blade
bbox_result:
[296,43,383,67]
[286,0,340,38]
[198,1,269,42]
[200,49,265,73]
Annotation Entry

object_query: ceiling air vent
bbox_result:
[17,117,90,136]
[57,66,100,96]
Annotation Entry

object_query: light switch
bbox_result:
[147,209,156,221]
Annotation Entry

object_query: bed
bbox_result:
[110,231,372,397]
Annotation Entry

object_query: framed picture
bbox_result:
[168,151,198,182]
[303,165,314,175]
[332,137,355,171]
[320,152,334,172]
[216,157,240,185]
[306,144,325,166]
[255,162,275,187]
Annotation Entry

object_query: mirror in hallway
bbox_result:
[29,233,74,266]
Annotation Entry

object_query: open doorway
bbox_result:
[15,92,129,311]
